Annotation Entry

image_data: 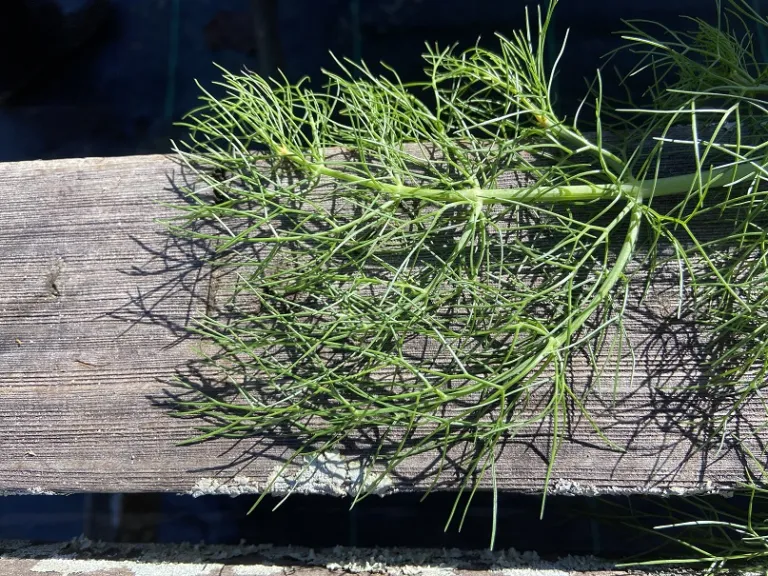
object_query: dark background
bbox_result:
[0,0,764,554]
[0,490,752,561]
[0,0,752,161]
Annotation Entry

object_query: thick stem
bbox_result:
[293,154,760,205]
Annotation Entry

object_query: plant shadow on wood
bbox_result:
[143,152,626,496]
[93,140,768,537]
[603,303,739,491]
[116,150,758,509]
[599,209,768,492]
[106,165,220,345]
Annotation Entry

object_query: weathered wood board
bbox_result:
[0,154,763,497]
[0,538,661,576]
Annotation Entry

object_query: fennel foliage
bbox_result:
[169,0,768,549]
[616,476,768,572]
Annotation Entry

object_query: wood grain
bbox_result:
[0,154,762,496]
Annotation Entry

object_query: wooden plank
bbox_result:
[0,538,643,576]
[0,154,761,497]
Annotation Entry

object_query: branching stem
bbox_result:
[292,152,760,204]
[170,0,768,554]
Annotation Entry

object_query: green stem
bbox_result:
[289,153,760,205]
[481,199,642,399]
[566,199,642,336]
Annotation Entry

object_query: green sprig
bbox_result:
[168,0,768,550]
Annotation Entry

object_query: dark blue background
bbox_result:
[0,0,755,161]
